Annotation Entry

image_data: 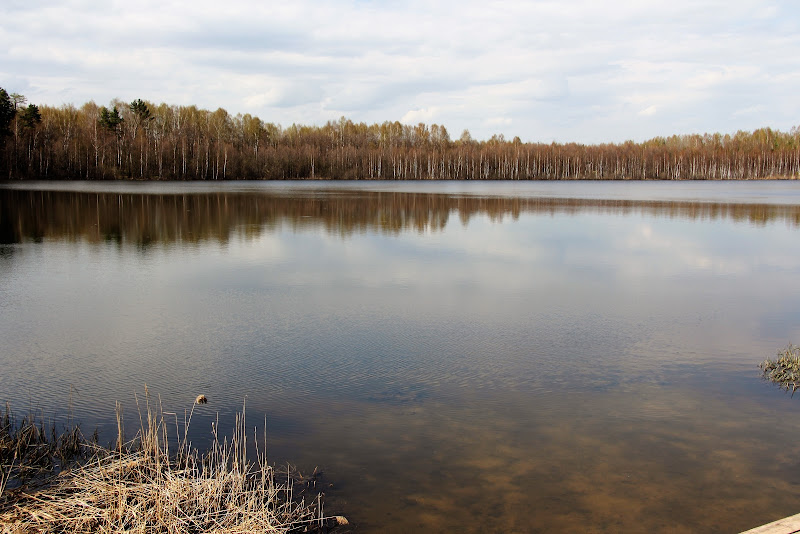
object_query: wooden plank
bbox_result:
[741,513,800,534]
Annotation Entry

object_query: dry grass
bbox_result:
[0,402,87,500]
[0,390,346,533]
[760,345,800,394]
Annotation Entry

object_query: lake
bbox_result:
[2,180,800,532]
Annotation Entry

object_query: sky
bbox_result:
[2,0,800,143]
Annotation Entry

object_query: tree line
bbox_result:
[2,88,800,181]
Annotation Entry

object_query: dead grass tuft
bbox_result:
[0,390,344,533]
[760,345,800,394]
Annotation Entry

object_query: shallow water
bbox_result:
[2,180,800,532]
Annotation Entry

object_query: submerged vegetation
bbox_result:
[760,346,800,393]
[0,394,345,533]
[2,87,800,181]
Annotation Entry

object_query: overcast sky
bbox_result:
[2,0,799,143]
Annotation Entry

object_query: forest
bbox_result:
[1,87,799,181]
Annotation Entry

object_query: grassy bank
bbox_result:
[0,392,347,533]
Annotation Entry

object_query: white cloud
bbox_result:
[2,0,800,143]
[242,79,324,109]
[401,107,440,124]
[487,117,513,126]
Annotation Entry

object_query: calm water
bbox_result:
[3,180,800,532]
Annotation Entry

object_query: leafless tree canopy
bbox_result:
[3,92,800,181]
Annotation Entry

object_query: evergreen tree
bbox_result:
[20,104,41,130]
[0,88,16,141]
[129,99,151,122]
[99,106,124,135]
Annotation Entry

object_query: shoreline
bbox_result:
[0,398,347,533]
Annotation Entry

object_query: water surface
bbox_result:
[2,180,800,532]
